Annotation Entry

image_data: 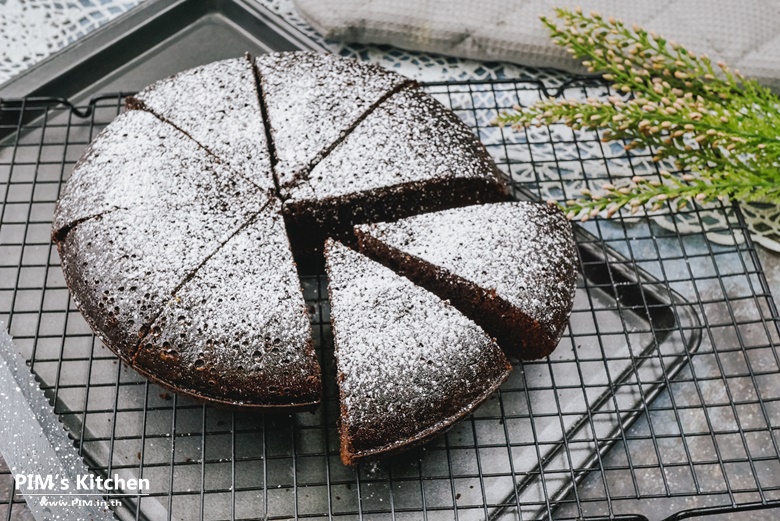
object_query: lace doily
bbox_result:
[0,0,145,85]
[2,0,778,252]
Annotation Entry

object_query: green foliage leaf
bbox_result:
[498,8,780,221]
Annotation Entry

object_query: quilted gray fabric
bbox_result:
[293,0,780,88]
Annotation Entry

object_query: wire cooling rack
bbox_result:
[0,80,779,521]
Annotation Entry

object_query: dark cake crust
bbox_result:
[355,202,578,360]
[324,240,511,465]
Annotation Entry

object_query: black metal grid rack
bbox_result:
[0,79,779,521]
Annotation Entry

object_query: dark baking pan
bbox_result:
[0,0,326,141]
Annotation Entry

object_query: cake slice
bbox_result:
[355,202,578,360]
[52,110,268,238]
[324,240,511,465]
[283,87,508,255]
[57,197,263,365]
[54,118,267,364]
[254,51,411,188]
[126,55,274,191]
[132,199,320,409]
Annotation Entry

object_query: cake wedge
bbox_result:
[132,199,321,409]
[254,51,411,188]
[355,202,578,360]
[283,86,508,255]
[324,240,511,465]
[126,54,274,191]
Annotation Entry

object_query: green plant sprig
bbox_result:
[497,8,780,220]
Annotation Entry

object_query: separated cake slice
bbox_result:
[132,200,321,410]
[254,51,411,188]
[284,86,508,256]
[324,240,511,465]
[355,202,579,360]
[126,55,274,191]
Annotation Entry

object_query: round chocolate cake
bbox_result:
[53,51,576,463]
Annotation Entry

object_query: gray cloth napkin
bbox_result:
[294,0,780,88]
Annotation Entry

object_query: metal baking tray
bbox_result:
[9,1,768,519]
[0,92,701,521]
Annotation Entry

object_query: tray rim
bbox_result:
[0,0,328,101]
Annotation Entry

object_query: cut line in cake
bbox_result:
[253,51,415,189]
[132,199,321,409]
[126,54,275,194]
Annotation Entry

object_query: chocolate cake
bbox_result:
[283,86,508,255]
[126,55,274,191]
[355,202,579,360]
[324,240,511,465]
[54,51,575,447]
[132,199,320,409]
[254,52,412,188]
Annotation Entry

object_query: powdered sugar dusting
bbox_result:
[357,202,578,343]
[289,86,502,201]
[54,52,564,418]
[255,51,409,188]
[325,240,510,457]
[53,111,268,234]
[58,190,263,361]
[134,199,320,406]
[129,56,274,191]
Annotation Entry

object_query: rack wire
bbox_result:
[0,80,779,521]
